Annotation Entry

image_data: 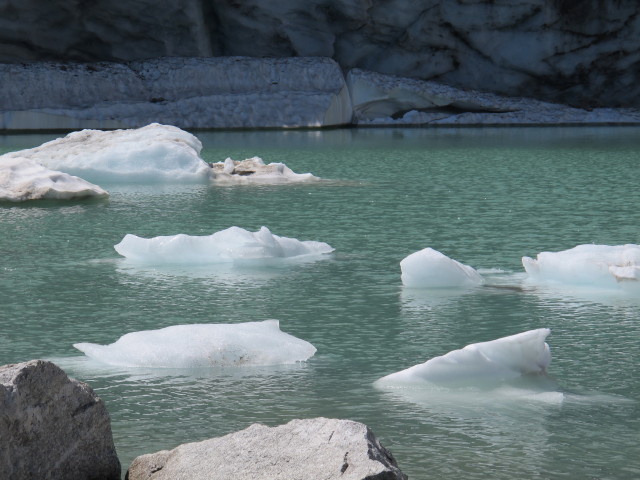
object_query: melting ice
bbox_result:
[210,156,319,183]
[375,328,551,388]
[0,156,108,202]
[114,226,334,264]
[400,247,484,288]
[2,123,211,184]
[73,320,317,368]
[522,244,640,291]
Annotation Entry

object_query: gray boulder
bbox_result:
[126,417,407,480]
[0,360,121,480]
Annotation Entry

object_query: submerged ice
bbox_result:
[73,320,317,368]
[400,247,484,288]
[114,226,334,264]
[375,328,551,387]
[523,244,640,290]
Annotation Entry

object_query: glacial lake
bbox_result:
[1,126,639,479]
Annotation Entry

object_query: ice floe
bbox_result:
[0,156,108,202]
[522,244,640,291]
[73,320,317,368]
[375,328,551,388]
[209,156,319,184]
[114,226,334,264]
[400,247,484,288]
[2,123,211,184]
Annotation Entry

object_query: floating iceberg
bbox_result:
[114,226,334,264]
[73,320,317,368]
[2,123,211,184]
[375,328,551,387]
[209,157,319,184]
[400,247,484,288]
[0,156,108,202]
[522,244,640,290]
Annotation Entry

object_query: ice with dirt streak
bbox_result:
[522,244,640,291]
[375,328,551,387]
[114,226,334,264]
[2,123,211,184]
[73,320,317,368]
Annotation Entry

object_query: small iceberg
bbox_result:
[73,320,317,368]
[2,123,211,184]
[522,244,640,291]
[0,156,108,202]
[375,328,551,388]
[114,226,334,264]
[400,247,484,288]
[209,156,319,183]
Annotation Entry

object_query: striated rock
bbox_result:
[0,57,352,130]
[126,417,407,480]
[0,1,639,107]
[0,359,121,480]
[348,69,640,126]
[0,157,108,202]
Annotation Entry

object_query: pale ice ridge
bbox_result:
[523,244,640,291]
[2,123,211,184]
[114,226,334,264]
[73,320,317,368]
[0,156,108,202]
[210,156,319,183]
[400,247,484,288]
[375,328,551,387]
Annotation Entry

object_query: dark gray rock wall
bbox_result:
[0,0,638,107]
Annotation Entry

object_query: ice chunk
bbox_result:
[210,156,319,183]
[522,244,640,289]
[0,156,108,202]
[400,247,484,288]
[73,320,316,368]
[114,226,334,264]
[375,328,551,387]
[2,123,210,184]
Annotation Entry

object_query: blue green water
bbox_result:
[1,126,639,478]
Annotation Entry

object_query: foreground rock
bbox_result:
[0,57,352,130]
[0,157,108,202]
[0,360,121,480]
[126,417,407,480]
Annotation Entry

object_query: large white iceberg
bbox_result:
[375,328,551,387]
[400,247,484,288]
[2,123,211,184]
[114,226,334,264]
[210,157,319,184]
[522,244,640,290]
[0,156,108,202]
[73,320,317,368]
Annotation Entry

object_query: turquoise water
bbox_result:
[1,126,639,479]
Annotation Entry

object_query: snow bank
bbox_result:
[73,320,316,368]
[400,247,484,288]
[114,226,334,264]
[522,244,640,290]
[0,156,108,202]
[375,328,551,387]
[2,123,210,184]
[210,157,319,184]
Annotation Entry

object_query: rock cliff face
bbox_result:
[0,0,638,107]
